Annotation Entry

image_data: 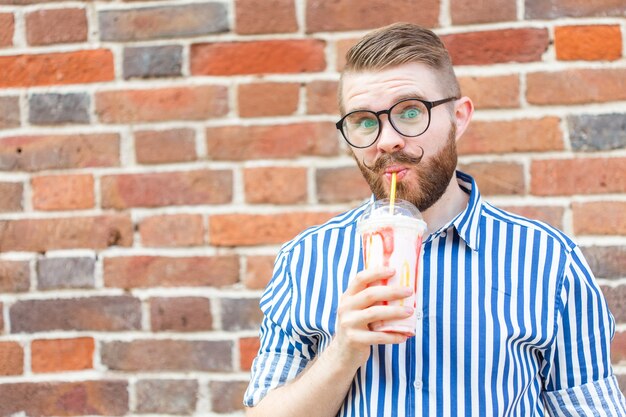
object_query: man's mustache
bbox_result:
[361,146,424,173]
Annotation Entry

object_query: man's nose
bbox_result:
[376,116,405,154]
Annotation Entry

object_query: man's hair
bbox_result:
[339,23,460,113]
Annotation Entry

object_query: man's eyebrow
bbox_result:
[345,92,428,114]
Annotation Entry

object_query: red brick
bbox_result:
[135,128,196,164]
[0,260,29,292]
[531,158,626,196]
[306,0,439,33]
[101,170,232,209]
[31,337,94,373]
[239,337,260,370]
[209,212,337,246]
[451,0,516,24]
[582,246,625,280]
[458,75,519,109]
[499,205,565,230]
[238,82,300,117]
[442,28,549,65]
[573,202,626,236]
[0,182,22,212]
[0,302,3,332]
[0,214,133,252]
[244,255,276,289]
[10,296,141,332]
[99,3,227,42]
[0,50,113,88]
[101,340,233,372]
[601,284,626,322]
[210,380,248,413]
[96,86,228,123]
[0,381,128,416]
[26,8,87,46]
[206,122,338,161]
[306,80,339,114]
[236,0,297,34]
[555,25,622,61]
[525,0,626,19]
[32,174,94,211]
[150,297,212,332]
[613,331,626,366]
[0,13,14,47]
[527,69,626,105]
[243,167,308,204]
[139,214,204,247]
[459,162,526,195]
[316,166,371,203]
[0,342,23,375]
[0,133,120,172]
[191,40,326,75]
[335,38,359,71]
[458,117,563,155]
[0,96,20,129]
[104,255,239,289]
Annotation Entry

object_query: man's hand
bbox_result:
[327,266,415,371]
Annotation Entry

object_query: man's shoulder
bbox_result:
[480,201,576,253]
[278,202,367,255]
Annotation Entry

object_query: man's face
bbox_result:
[340,63,459,212]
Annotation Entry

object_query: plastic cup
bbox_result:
[357,198,427,336]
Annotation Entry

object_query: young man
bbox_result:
[244,23,626,416]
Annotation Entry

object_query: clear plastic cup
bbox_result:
[357,199,427,336]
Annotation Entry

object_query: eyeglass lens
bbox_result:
[340,99,430,148]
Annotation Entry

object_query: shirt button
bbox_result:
[440,231,447,238]
[415,311,423,320]
[414,380,423,389]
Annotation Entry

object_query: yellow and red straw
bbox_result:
[389,172,397,215]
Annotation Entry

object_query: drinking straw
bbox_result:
[389,172,397,215]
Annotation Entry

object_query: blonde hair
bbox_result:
[339,23,460,113]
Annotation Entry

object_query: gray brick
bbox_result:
[209,380,248,413]
[0,96,20,129]
[37,257,95,290]
[136,379,198,414]
[123,45,182,79]
[581,245,625,280]
[220,298,262,331]
[29,93,90,125]
[569,113,626,151]
[99,3,228,42]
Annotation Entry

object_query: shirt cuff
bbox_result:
[542,375,626,416]
[243,351,309,407]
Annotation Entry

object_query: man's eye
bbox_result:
[400,108,422,119]
[359,118,378,129]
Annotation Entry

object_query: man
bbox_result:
[244,23,626,416]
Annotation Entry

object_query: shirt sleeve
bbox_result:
[243,246,316,407]
[540,245,626,416]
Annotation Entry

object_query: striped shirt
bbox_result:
[244,171,626,416]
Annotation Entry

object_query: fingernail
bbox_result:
[403,287,413,295]
[404,307,414,315]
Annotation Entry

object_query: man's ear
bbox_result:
[453,96,474,141]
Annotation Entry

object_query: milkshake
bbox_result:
[357,198,427,336]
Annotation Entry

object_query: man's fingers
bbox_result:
[344,267,395,296]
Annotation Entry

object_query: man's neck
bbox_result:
[421,175,470,235]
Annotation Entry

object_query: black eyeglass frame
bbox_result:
[335,96,459,149]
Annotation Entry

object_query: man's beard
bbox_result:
[354,124,458,212]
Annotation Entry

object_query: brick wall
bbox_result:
[0,0,625,415]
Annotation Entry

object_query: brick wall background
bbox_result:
[0,0,625,415]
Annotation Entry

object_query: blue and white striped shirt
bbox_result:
[245,171,626,416]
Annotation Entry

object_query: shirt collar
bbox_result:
[449,170,483,251]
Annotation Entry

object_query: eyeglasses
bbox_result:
[335,97,458,149]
